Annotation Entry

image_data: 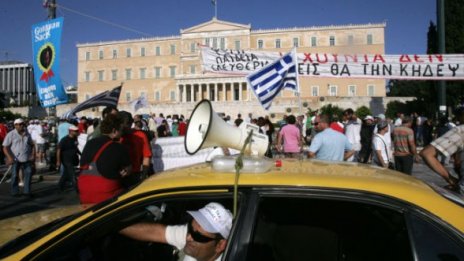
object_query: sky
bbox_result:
[0,0,437,86]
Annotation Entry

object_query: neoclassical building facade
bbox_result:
[77,18,385,115]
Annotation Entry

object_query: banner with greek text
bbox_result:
[201,46,464,80]
[31,17,68,108]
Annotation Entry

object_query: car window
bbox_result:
[32,195,234,261]
[408,213,464,260]
[246,197,413,261]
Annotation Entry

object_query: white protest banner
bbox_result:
[201,46,464,80]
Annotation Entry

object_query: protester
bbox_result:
[359,115,375,163]
[343,108,362,162]
[308,114,354,161]
[372,121,392,168]
[77,114,131,204]
[87,106,119,140]
[276,115,301,158]
[0,118,9,165]
[120,202,232,261]
[392,116,419,175]
[56,125,80,191]
[420,107,464,192]
[3,118,35,197]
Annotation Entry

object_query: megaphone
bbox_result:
[185,99,269,156]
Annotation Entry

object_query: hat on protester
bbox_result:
[14,118,24,125]
[69,125,79,131]
[187,202,233,239]
[365,115,374,121]
[377,120,389,130]
[376,114,386,120]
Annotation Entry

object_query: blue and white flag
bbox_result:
[130,95,150,112]
[61,86,122,119]
[247,50,298,110]
[31,17,68,107]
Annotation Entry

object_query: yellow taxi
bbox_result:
[0,158,464,260]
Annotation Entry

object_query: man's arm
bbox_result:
[420,145,457,185]
[3,145,14,165]
[120,223,167,243]
[375,150,387,168]
[308,151,316,158]
[343,150,355,161]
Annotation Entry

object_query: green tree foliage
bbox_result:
[0,110,23,121]
[319,104,344,120]
[355,106,372,120]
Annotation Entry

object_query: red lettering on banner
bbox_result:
[373,54,385,63]
[400,55,412,63]
[434,54,443,62]
[303,53,313,63]
[363,55,369,63]
[344,55,358,63]
[332,54,338,63]
[316,54,328,64]
[414,55,424,63]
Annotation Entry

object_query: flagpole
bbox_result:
[293,48,302,115]
[215,0,218,18]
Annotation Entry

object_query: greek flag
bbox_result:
[247,50,298,110]
[61,86,122,119]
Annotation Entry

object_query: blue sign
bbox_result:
[31,17,68,108]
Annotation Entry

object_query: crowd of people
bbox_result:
[1,104,463,199]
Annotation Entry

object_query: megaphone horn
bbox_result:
[184,99,269,156]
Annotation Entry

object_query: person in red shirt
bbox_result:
[118,111,153,187]
[78,116,88,134]
[0,118,9,164]
[178,118,187,136]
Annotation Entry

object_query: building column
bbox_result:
[223,83,227,101]
[206,83,211,100]
[214,84,218,101]
[190,84,194,102]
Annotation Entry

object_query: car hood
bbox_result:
[0,205,86,245]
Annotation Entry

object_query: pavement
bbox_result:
[0,159,452,221]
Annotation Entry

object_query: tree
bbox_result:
[355,106,371,120]
[319,104,344,120]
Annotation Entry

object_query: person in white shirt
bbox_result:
[343,108,362,162]
[121,202,232,261]
[372,121,392,168]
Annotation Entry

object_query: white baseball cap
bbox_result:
[365,115,374,121]
[187,202,233,239]
[14,118,24,125]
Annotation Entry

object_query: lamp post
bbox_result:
[437,0,446,116]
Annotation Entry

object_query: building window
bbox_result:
[258,40,264,49]
[112,49,118,59]
[348,85,356,96]
[155,46,161,56]
[85,52,91,61]
[126,48,131,57]
[190,42,196,53]
[154,67,161,79]
[368,85,375,96]
[140,68,146,79]
[98,50,104,60]
[367,34,373,45]
[311,36,317,47]
[235,40,241,50]
[169,66,176,78]
[329,85,338,96]
[170,44,176,55]
[205,38,210,46]
[125,92,131,102]
[293,37,299,47]
[275,39,281,48]
[85,94,90,100]
[140,91,146,98]
[98,70,104,81]
[190,65,196,74]
[311,86,319,97]
[84,71,90,82]
[111,70,117,81]
[329,36,336,46]
[213,38,218,49]
[125,68,132,80]
[155,91,160,101]
[220,38,225,49]
[141,47,146,57]
[170,91,176,101]
[348,35,354,45]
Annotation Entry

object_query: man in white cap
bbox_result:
[121,202,233,261]
[56,125,80,191]
[2,118,35,197]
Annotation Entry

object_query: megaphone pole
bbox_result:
[233,129,253,217]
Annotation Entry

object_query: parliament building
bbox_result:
[77,18,386,115]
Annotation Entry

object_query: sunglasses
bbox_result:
[187,221,221,243]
